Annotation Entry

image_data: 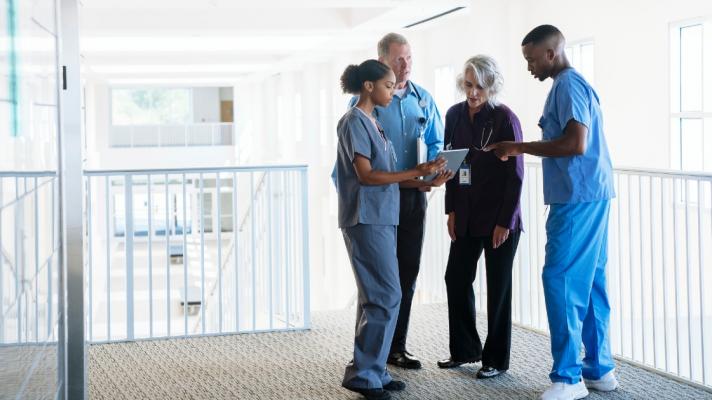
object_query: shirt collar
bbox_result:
[395,81,417,99]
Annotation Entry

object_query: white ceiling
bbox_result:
[79,0,470,84]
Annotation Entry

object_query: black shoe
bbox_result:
[436,357,481,369]
[387,351,422,369]
[476,366,506,379]
[383,380,406,391]
[343,386,391,400]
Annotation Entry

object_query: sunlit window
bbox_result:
[565,41,595,86]
[670,21,712,172]
[111,88,192,125]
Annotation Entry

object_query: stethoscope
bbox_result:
[445,103,495,157]
[373,81,429,128]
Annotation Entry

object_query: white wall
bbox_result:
[219,87,233,101]
[192,87,220,123]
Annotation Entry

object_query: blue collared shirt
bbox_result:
[350,81,444,170]
[539,68,615,204]
[335,107,400,228]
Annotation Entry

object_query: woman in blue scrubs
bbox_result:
[335,59,451,400]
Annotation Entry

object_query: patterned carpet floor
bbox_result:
[89,303,712,399]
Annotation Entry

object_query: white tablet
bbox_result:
[423,148,469,181]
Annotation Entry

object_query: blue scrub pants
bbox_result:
[341,224,402,389]
[542,200,615,384]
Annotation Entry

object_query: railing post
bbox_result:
[104,176,111,341]
[0,178,4,343]
[233,172,239,332]
[199,173,205,334]
[300,168,310,328]
[147,174,153,338]
[33,177,39,342]
[250,172,256,330]
[165,174,171,337]
[125,174,134,340]
[216,172,223,333]
[87,177,93,342]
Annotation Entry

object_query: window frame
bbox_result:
[669,18,712,172]
[564,38,596,86]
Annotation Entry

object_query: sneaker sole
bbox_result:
[585,381,618,392]
[574,387,590,399]
[539,387,589,400]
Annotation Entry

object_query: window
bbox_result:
[434,65,456,120]
[111,88,192,125]
[670,20,712,172]
[565,41,595,85]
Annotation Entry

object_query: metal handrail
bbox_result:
[0,171,57,177]
[83,165,307,176]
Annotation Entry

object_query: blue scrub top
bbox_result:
[540,68,615,205]
[350,81,444,170]
[335,107,399,228]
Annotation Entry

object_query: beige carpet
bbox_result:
[88,303,712,399]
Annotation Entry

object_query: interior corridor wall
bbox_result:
[409,0,712,170]
[83,80,237,170]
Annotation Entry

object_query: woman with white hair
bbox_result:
[436,55,524,379]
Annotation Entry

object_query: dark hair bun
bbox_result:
[340,64,362,94]
[339,59,391,95]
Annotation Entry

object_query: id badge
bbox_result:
[459,164,471,186]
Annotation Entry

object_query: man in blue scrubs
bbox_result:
[486,25,619,400]
[371,33,444,369]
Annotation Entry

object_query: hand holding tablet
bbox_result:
[423,149,469,181]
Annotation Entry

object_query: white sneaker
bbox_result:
[584,370,618,392]
[540,381,589,400]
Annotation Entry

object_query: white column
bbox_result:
[58,0,85,397]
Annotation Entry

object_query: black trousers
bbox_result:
[390,189,426,354]
[444,230,520,370]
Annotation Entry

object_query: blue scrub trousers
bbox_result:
[341,224,401,389]
[542,200,615,384]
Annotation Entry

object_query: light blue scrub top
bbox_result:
[350,81,444,170]
[335,107,399,228]
[539,68,615,205]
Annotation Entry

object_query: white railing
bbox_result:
[0,171,61,345]
[109,122,234,148]
[418,162,712,388]
[84,165,310,343]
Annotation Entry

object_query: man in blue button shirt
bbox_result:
[486,25,618,400]
[372,32,444,369]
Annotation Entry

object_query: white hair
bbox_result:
[456,55,504,106]
[377,32,409,59]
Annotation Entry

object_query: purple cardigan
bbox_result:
[444,101,524,237]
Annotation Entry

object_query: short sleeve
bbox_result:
[555,76,592,130]
[424,96,445,160]
[341,117,372,161]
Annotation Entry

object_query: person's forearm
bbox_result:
[399,179,431,189]
[520,136,585,158]
[358,169,420,186]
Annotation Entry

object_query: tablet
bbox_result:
[423,148,469,181]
